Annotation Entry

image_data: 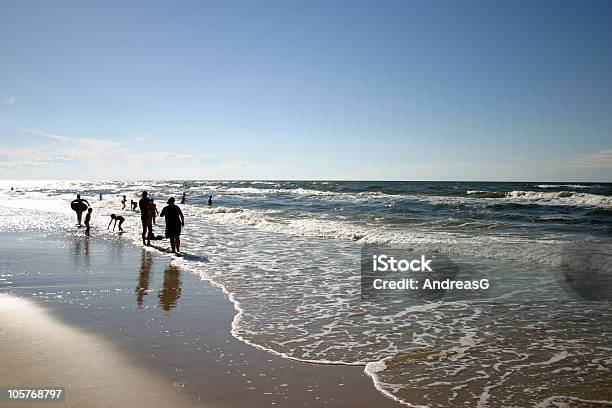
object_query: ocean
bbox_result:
[1,180,611,407]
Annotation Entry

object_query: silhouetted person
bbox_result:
[131,199,137,211]
[121,195,127,209]
[99,193,103,201]
[136,250,153,307]
[71,194,90,226]
[139,191,153,246]
[160,197,184,254]
[180,192,186,204]
[108,214,125,232]
[84,208,92,236]
[158,264,182,311]
[150,198,158,225]
[208,195,213,206]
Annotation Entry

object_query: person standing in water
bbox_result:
[99,193,103,201]
[160,197,184,254]
[208,195,213,206]
[121,195,127,209]
[71,194,90,226]
[150,198,159,225]
[84,208,93,236]
[138,191,153,246]
[180,192,186,204]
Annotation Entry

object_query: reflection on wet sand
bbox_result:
[136,250,153,307]
[158,265,181,312]
[136,250,182,311]
[72,236,91,268]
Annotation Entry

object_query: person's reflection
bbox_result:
[83,238,91,269]
[136,250,153,307]
[72,237,81,262]
[72,237,91,269]
[158,264,182,312]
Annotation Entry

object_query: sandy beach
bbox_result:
[0,230,398,408]
[0,293,207,408]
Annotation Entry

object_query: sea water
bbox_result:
[0,180,610,407]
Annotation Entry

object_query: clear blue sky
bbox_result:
[1,0,611,181]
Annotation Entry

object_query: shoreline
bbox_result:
[0,230,399,408]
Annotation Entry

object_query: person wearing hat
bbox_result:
[160,197,185,254]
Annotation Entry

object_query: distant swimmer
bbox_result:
[131,200,138,211]
[139,191,153,246]
[70,194,90,226]
[84,208,93,236]
[121,195,127,210]
[150,198,159,225]
[160,197,184,254]
[108,214,125,232]
[180,192,186,204]
[208,195,213,206]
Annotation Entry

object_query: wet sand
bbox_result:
[0,231,398,408]
[0,293,207,408]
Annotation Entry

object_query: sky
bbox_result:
[1,0,611,181]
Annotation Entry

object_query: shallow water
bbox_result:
[0,231,395,407]
[1,180,610,407]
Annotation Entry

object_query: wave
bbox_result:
[536,184,591,189]
[219,186,612,209]
[505,190,612,207]
[464,190,611,208]
[192,205,558,264]
[466,191,507,198]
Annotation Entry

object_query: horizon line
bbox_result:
[1,178,610,184]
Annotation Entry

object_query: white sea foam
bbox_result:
[536,184,592,189]
[190,205,559,264]
[218,185,612,208]
[505,190,610,205]
[462,190,612,207]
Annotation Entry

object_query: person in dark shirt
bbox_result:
[160,197,184,254]
[180,192,186,204]
[208,195,213,206]
[121,195,127,209]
